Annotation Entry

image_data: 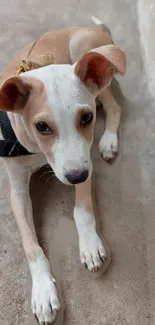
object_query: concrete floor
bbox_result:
[0,0,155,325]
[138,0,155,99]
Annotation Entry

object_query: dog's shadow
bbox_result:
[30,166,76,273]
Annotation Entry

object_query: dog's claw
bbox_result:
[101,255,107,262]
[91,265,98,272]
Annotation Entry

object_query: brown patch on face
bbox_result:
[74,52,115,93]
[32,113,58,155]
[75,107,95,142]
[22,77,58,158]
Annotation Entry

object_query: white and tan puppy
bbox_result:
[0,18,126,324]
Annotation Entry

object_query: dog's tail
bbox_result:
[91,16,111,36]
[91,16,103,26]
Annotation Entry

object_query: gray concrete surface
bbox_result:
[0,0,155,325]
[138,0,155,98]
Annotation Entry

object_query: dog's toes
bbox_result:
[99,130,118,162]
[31,276,60,324]
[79,232,107,273]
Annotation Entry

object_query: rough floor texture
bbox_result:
[138,0,155,98]
[0,1,155,325]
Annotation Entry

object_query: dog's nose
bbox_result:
[65,169,89,184]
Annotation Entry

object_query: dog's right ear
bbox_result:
[0,76,31,112]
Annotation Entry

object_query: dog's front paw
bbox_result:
[79,232,107,272]
[99,130,118,162]
[31,276,60,324]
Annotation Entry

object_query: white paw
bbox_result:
[99,130,118,161]
[29,254,60,324]
[79,232,107,272]
[31,276,60,324]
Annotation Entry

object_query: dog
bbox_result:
[0,17,126,324]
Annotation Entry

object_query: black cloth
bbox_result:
[0,111,33,157]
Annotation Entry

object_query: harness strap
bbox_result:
[0,111,32,157]
[0,111,16,143]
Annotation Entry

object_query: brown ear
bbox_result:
[74,45,126,94]
[74,52,116,94]
[90,45,126,75]
[0,76,31,112]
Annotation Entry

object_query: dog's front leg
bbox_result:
[98,86,122,162]
[74,178,106,272]
[5,159,60,324]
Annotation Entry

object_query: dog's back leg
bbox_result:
[4,158,60,325]
[69,26,112,64]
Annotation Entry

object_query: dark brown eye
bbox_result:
[81,112,93,126]
[35,121,52,134]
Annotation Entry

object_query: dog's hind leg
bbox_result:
[4,158,60,325]
[69,27,112,64]
[98,86,122,162]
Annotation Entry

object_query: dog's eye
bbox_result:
[35,122,52,134]
[81,112,93,126]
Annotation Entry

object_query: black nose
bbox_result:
[65,169,89,184]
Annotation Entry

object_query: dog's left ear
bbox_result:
[74,44,126,95]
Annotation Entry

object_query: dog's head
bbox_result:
[0,45,126,185]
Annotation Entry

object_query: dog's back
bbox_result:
[1,24,113,81]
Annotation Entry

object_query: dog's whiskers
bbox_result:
[39,170,54,179]
[43,164,51,168]
[45,174,56,185]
